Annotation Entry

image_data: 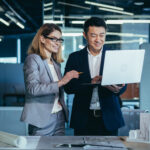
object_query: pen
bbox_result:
[78,72,83,74]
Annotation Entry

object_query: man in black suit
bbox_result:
[64,17,127,136]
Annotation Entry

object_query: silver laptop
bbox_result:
[101,49,145,86]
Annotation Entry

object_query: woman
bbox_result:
[20,23,79,136]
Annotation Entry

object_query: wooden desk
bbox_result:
[124,141,150,150]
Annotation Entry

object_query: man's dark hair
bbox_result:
[83,17,107,35]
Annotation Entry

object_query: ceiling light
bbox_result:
[71,19,150,25]
[58,2,90,10]
[85,1,123,11]
[44,15,90,20]
[16,22,24,29]
[106,20,123,24]
[106,20,150,24]
[44,15,53,19]
[62,33,82,36]
[105,39,147,44]
[107,32,148,38]
[3,1,26,23]
[71,21,84,24]
[0,6,4,12]
[5,13,16,21]
[134,1,144,6]
[99,7,134,16]
[44,7,52,11]
[55,9,61,12]
[44,2,53,7]
[143,8,150,11]
[0,18,10,26]
[125,20,150,23]
[44,20,64,24]
[5,13,25,29]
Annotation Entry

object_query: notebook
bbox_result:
[101,49,145,86]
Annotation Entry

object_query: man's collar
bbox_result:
[87,47,103,57]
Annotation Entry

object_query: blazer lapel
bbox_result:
[100,48,106,75]
[43,60,54,81]
[82,48,91,79]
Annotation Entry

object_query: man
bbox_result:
[64,17,126,136]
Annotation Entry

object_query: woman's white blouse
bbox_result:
[48,63,62,113]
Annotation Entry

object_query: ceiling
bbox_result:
[0,0,150,36]
[52,0,150,16]
[0,0,42,35]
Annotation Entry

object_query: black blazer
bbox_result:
[64,47,126,131]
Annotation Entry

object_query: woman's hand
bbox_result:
[58,70,79,87]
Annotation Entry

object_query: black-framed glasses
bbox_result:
[44,36,64,43]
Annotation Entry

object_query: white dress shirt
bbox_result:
[87,48,102,110]
[48,63,62,113]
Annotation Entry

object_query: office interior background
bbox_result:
[0,0,150,135]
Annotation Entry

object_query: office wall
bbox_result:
[21,35,34,63]
[0,63,24,106]
[0,38,17,57]
[0,34,34,63]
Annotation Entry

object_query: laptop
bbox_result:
[101,49,145,86]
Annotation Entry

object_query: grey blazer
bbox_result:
[21,54,68,128]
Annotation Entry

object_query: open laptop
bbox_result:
[101,49,145,86]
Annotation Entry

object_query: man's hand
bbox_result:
[91,76,102,84]
[104,84,125,93]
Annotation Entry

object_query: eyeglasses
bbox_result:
[44,36,64,43]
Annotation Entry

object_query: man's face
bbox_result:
[83,26,106,55]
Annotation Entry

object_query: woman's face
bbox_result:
[41,30,62,54]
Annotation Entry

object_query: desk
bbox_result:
[3,93,25,106]
[0,136,150,150]
[124,141,150,150]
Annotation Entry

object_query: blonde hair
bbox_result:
[27,23,64,63]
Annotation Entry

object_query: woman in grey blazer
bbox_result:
[21,23,79,136]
